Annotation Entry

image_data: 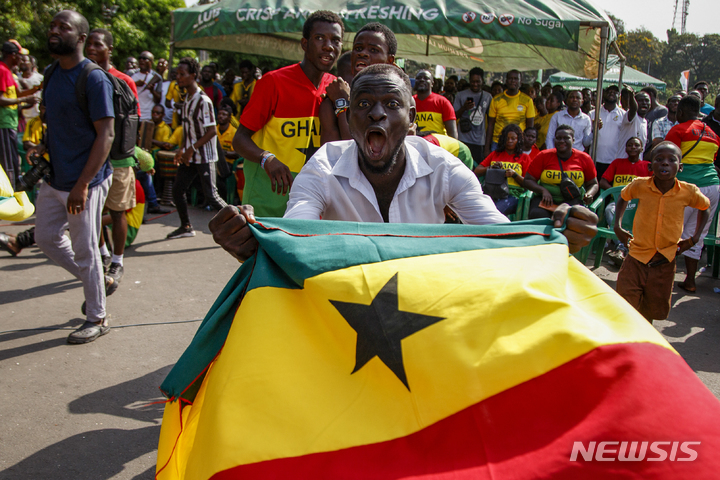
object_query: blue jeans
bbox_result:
[136,170,158,207]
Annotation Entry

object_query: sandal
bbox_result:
[67,320,110,344]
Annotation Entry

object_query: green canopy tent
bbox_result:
[171,0,615,77]
[548,57,667,91]
[170,0,616,157]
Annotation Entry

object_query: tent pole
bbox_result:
[611,41,626,89]
[590,25,608,162]
[425,35,430,56]
[169,13,175,67]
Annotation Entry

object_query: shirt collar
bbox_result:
[331,138,435,191]
[647,176,680,196]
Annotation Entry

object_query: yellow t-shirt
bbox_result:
[22,117,49,161]
[489,91,536,143]
[153,122,172,143]
[534,111,556,149]
[167,126,183,147]
[216,124,237,163]
[165,80,183,102]
[230,79,256,119]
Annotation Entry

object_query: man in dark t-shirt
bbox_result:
[28,10,116,344]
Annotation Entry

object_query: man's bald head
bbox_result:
[351,64,412,100]
[55,10,89,37]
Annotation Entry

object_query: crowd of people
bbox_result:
[0,9,718,344]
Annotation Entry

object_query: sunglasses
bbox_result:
[139,57,151,61]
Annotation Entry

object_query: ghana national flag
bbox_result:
[156,218,720,480]
[125,179,145,247]
[240,63,333,218]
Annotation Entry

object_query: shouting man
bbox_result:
[210,64,597,261]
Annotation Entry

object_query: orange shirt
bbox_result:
[621,176,710,263]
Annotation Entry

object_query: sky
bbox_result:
[184,0,714,41]
[601,0,715,40]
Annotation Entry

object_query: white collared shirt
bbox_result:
[284,136,509,225]
[546,109,593,151]
[589,105,626,164]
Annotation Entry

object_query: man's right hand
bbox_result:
[209,205,258,262]
[26,144,46,163]
[463,98,475,111]
[264,156,293,195]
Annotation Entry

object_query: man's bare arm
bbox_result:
[233,124,293,195]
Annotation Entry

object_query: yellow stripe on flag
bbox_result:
[167,244,671,480]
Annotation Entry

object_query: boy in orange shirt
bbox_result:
[614,141,710,322]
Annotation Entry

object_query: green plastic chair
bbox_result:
[576,187,638,268]
[225,157,244,205]
[703,204,720,278]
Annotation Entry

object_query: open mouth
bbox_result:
[320,54,335,64]
[354,61,368,73]
[366,129,387,160]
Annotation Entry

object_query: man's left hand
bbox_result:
[67,183,89,215]
[552,204,598,253]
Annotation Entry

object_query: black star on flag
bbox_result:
[296,136,320,164]
[330,273,445,390]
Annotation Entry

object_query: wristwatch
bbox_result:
[334,98,349,116]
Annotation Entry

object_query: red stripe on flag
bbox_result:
[211,343,720,479]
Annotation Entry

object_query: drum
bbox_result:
[156,150,178,179]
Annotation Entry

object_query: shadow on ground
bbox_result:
[0,366,172,480]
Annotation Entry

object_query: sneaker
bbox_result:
[167,225,196,239]
[107,262,123,285]
[105,273,120,297]
[148,204,171,214]
[102,254,111,274]
[607,248,626,266]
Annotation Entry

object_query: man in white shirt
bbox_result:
[546,90,593,152]
[130,51,162,121]
[588,85,624,178]
[209,64,597,261]
[615,89,649,161]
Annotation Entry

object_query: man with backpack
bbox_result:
[27,10,115,344]
[86,28,139,290]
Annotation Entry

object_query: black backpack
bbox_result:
[43,59,139,161]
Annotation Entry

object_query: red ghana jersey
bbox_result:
[665,120,720,187]
[601,158,651,187]
[527,149,597,187]
[240,63,335,217]
[414,92,456,136]
[481,150,532,187]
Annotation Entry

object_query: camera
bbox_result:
[16,155,51,192]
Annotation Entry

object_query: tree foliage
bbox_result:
[0,0,183,70]
[605,8,720,97]
[616,28,664,78]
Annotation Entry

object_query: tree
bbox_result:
[616,28,664,77]
[658,30,720,91]
[606,12,625,37]
[0,0,184,70]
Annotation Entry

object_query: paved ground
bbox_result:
[1,207,718,479]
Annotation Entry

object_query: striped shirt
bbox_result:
[182,89,217,164]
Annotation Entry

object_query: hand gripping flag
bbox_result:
[156,218,720,480]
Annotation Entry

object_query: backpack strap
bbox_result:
[40,60,61,108]
[74,61,105,121]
